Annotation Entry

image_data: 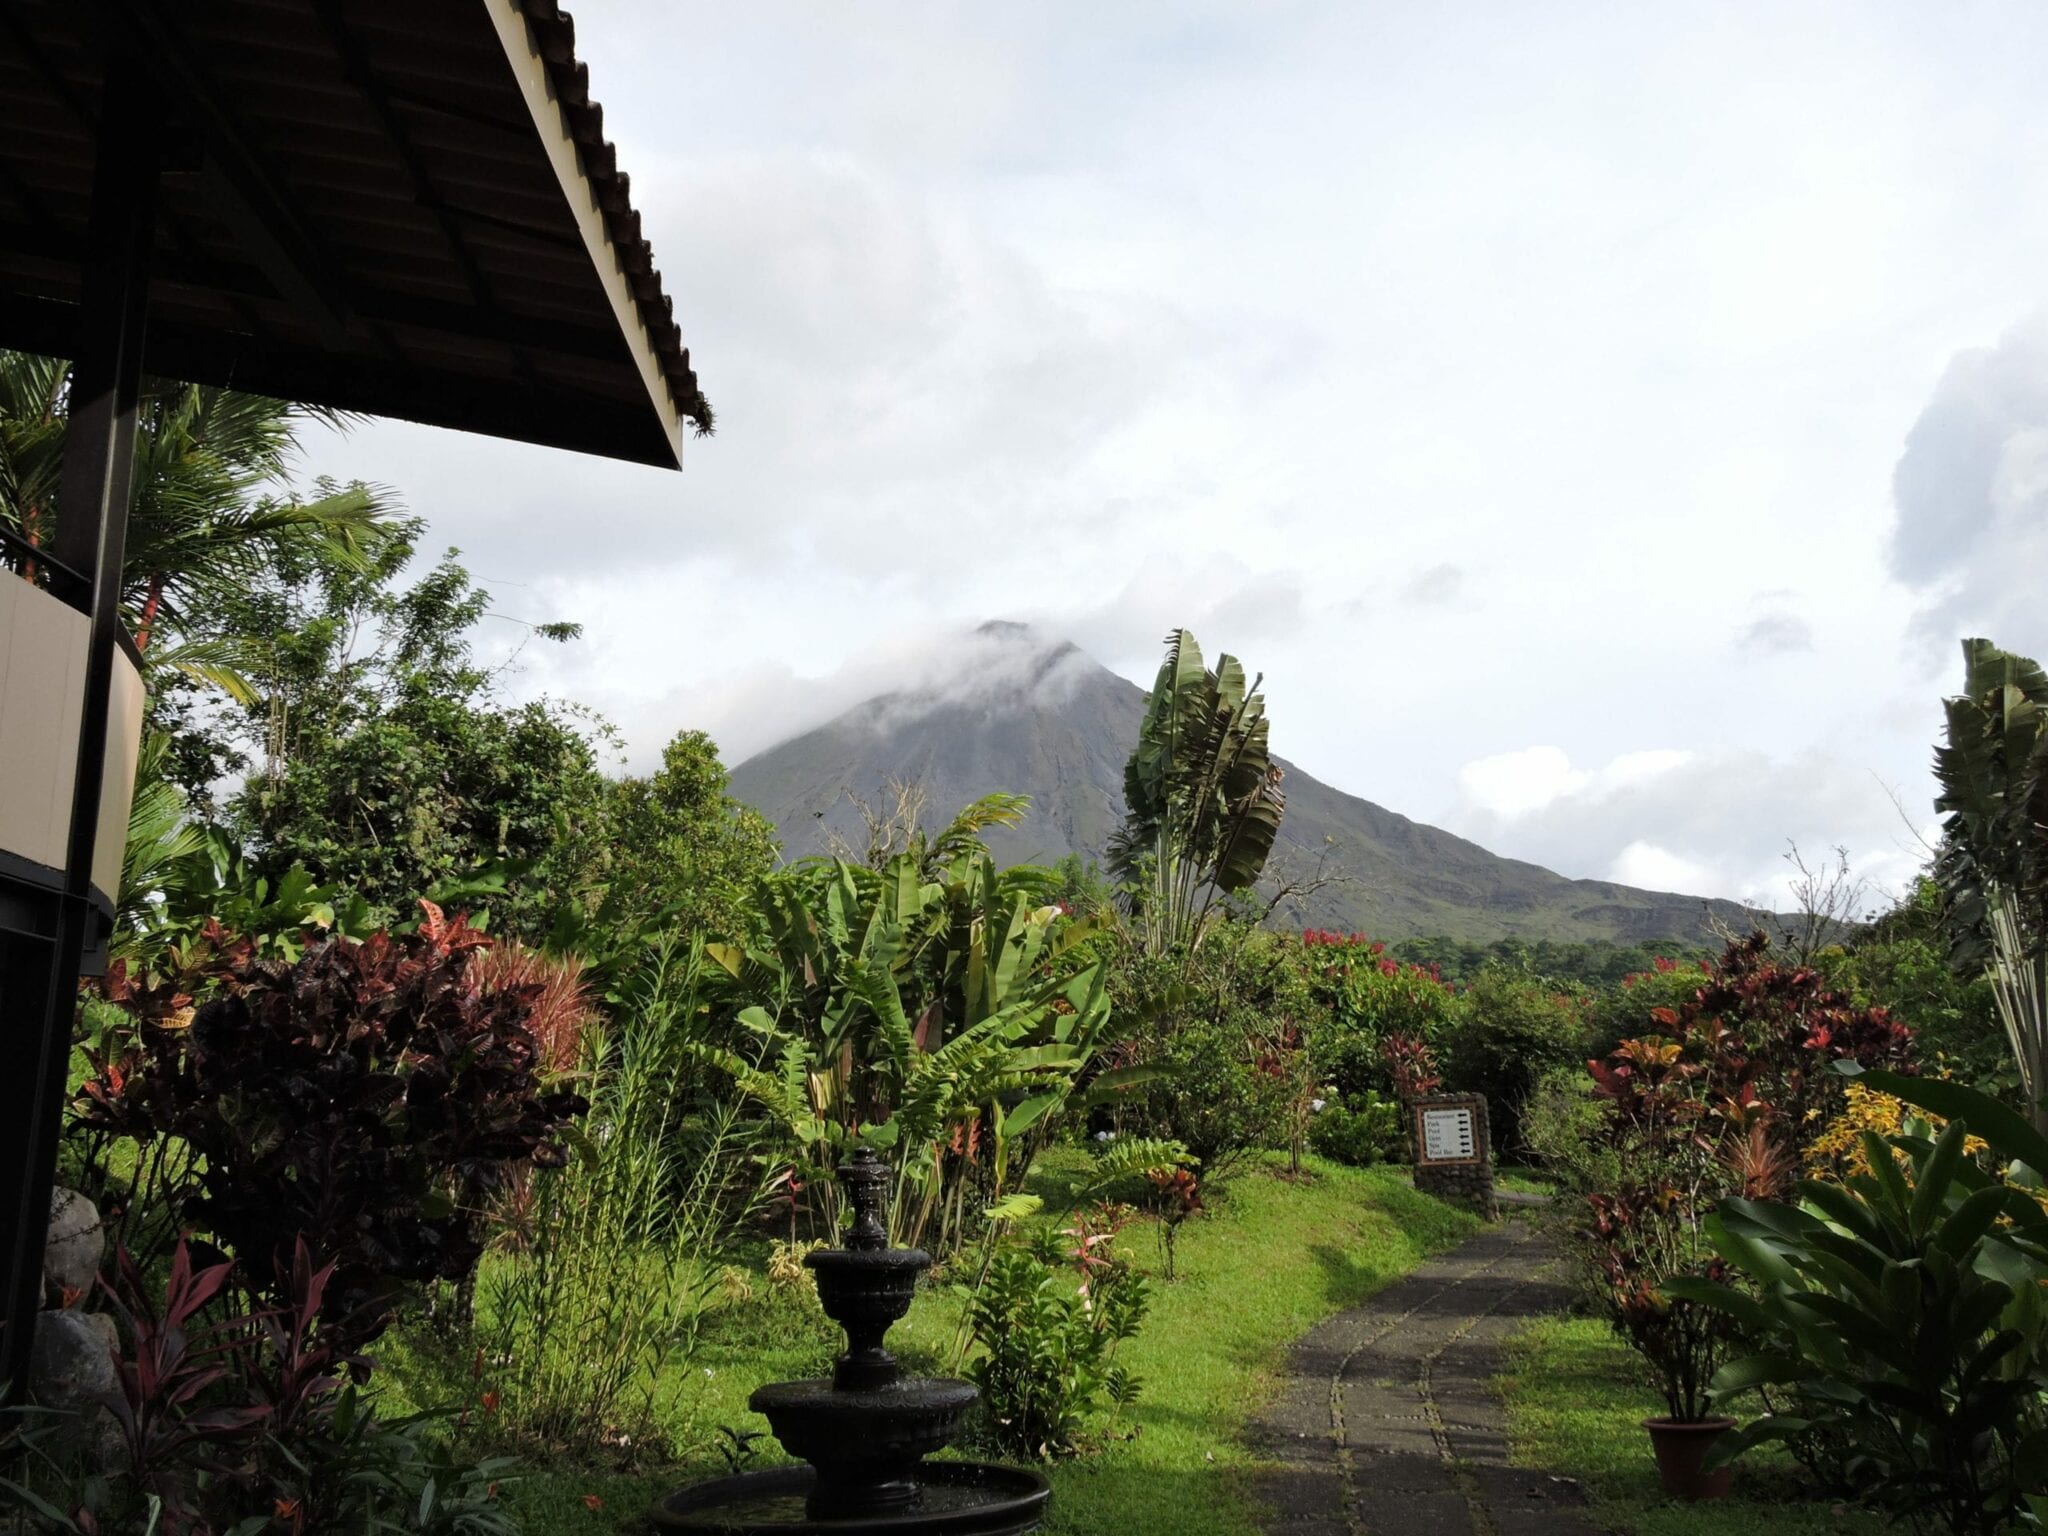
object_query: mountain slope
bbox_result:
[728,627,1754,944]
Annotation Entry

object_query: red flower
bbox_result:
[584,1494,605,1511]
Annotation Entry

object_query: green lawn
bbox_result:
[1494,1163,1554,1197]
[1497,1317,1888,1536]
[498,1153,1480,1535]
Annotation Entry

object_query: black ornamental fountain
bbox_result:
[650,1148,1051,1535]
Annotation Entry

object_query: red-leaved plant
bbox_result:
[95,1241,270,1531]
[74,902,585,1351]
[1579,932,1916,1423]
[1379,1032,1442,1101]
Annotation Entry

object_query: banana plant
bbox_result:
[1109,628,1286,956]
[1671,1068,2048,1533]
[691,820,1137,1252]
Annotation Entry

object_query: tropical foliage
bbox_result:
[1673,1070,2048,1536]
[36,338,2048,1536]
[1570,933,1915,1422]
[688,803,1142,1253]
[1934,638,2048,1132]
[1109,629,1285,955]
[0,351,400,698]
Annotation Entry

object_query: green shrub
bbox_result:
[1519,1065,1617,1198]
[1832,881,2011,1092]
[1299,932,1458,1091]
[1437,968,1591,1157]
[1307,1093,1402,1167]
[963,1240,1148,1460]
[1587,956,1706,1059]
[1112,922,1299,1178]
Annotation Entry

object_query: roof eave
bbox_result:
[483,0,685,470]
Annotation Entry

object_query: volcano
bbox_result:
[728,625,1750,944]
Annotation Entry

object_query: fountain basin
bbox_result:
[648,1462,1050,1535]
[751,1378,979,1516]
[652,1148,1050,1533]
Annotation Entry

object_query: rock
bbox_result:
[27,1307,123,1469]
[42,1188,103,1302]
[28,1307,116,1413]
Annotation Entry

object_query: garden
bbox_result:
[4,373,2047,1535]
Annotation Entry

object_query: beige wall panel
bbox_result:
[91,649,146,901]
[0,579,86,873]
[0,580,146,902]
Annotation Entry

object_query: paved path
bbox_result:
[1249,1219,1599,1536]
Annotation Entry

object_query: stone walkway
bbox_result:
[1249,1218,1599,1536]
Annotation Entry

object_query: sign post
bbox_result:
[1409,1092,1497,1219]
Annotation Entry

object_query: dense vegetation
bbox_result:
[5,365,2044,1533]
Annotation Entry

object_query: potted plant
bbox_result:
[1578,937,1917,1500]
[1588,1186,1739,1498]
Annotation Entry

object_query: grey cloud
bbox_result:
[1889,314,2048,660]
[296,149,1226,589]
[1449,747,1922,906]
[612,620,1103,772]
[1401,562,1465,606]
[1055,567,1308,676]
[1736,611,1814,655]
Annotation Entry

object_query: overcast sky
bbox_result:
[298,1,2048,912]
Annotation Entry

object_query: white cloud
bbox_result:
[1609,841,1718,896]
[1458,747,1587,819]
[1450,745,1925,907]
[1889,313,2048,664]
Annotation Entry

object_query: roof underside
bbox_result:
[0,0,706,467]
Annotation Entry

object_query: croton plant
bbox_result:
[73,901,585,1351]
[1580,932,1915,1422]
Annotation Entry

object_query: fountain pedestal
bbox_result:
[651,1149,1050,1535]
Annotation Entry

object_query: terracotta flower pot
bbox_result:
[1642,1416,1735,1501]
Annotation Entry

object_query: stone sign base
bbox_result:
[1409,1092,1498,1220]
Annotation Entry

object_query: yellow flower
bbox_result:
[1804,1081,1987,1181]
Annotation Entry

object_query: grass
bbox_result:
[493,1151,1481,1535]
[1497,1316,1889,1536]
[1494,1163,1554,1197]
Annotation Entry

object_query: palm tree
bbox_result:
[0,350,400,697]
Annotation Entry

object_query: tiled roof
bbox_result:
[0,0,708,466]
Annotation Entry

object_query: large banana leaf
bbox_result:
[1111,628,1288,953]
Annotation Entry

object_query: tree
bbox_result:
[1437,967,1591,1157]
[1835,878,2005,1087]
[600,729,779,941]
[0,351,399,697]
[225,526,611,938]
[1932,637,2048,1132]
[1108,629,1286,954]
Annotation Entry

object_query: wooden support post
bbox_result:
[0,42,156,1398]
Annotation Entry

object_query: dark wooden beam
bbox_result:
[0,229,633,365]
[1,36,157,1401]
[107,0,361,349]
